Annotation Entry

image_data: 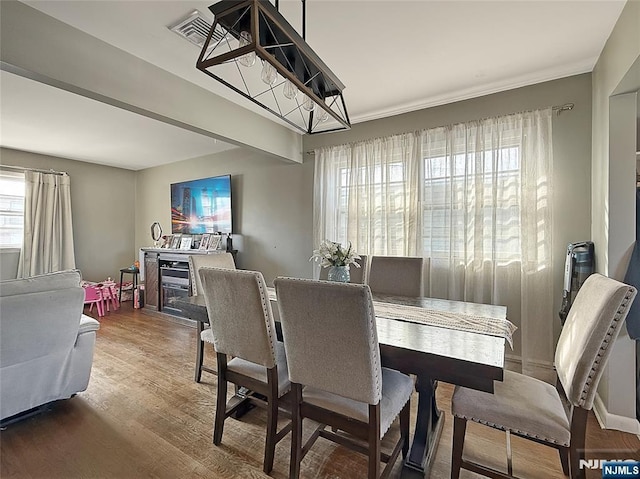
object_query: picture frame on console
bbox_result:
[199,234,210,250]
[170,234,181,249]
[208,234,222,251]
[179,236,193,250]
[161,235,172,248]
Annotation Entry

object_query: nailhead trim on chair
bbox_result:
[255,271,277,368]
[578,290,634,408]
[452,413,570,447]
[277,277,384,407]
[364,285,382,408]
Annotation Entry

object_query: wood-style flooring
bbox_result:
[1,304,638,479]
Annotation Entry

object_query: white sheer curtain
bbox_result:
[18,170,76,278]
[314,133,420,257]
[314,109,554,376]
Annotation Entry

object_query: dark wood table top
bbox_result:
[174,291,506,390]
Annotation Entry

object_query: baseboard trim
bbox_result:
[504,354,556,382]
[593,393,640,435]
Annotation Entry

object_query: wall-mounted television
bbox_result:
[170,175,232,234]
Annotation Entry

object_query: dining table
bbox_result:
[174,288,512,479]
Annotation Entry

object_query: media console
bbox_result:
[140,248,236,320]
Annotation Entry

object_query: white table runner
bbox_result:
[372,300,515,347]
[267,287,515,347]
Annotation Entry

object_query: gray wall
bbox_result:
[305,74,594,347]
[134,148,314,285]
[590,0,640,430]
[0,147,136,282]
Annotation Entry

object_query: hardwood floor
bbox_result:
[1,304,638,479]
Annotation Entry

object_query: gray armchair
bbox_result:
[274,277,413,479]
[450,273,636,479]
[0,270,100,423]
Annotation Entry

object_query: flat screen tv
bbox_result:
[170,175,232,234]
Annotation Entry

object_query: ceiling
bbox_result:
[0,0,628,170]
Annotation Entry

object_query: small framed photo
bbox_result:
[208,234,222,251]
[180,235,193,250]
[199,234,211,250]
[170,234,181,249]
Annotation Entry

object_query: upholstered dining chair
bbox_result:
[274,277,413,479]
[199,267,291,475]
[188,252,236,382]
[450,273,636,479]
[319,255,368,284]
[368,256,424,297]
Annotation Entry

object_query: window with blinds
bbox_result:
[0,171,25,248]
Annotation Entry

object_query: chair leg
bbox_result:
[559,447,570,476]
[263,367,279,474]
[569,408,588,479]
[213,353,228,445]
[451,416,467,479]
[195,338,204,383]
[400,399,410,459]
[290,383,303,479]
[368,403,381,479]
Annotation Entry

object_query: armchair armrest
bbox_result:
[79,314,100,335]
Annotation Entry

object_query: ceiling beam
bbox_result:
[0,0,302,164]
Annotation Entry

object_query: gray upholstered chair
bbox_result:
[188,252,236,382]
[199,267,291,474]
[274,277,413,479]
[368,255,424,297]
[450,274,636,479]
[318,254,368,284]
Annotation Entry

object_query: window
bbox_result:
[422,145,521,263]
[0,171,25,248]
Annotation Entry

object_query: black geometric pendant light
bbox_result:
[196,0,350,135]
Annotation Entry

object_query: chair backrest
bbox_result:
[318,255,368,284]
[199,267,277,368]
[555,273,636,409]
[188,252,236,296]
[83,285,103,302]
[368,256,424,297]
[274,277,382,405]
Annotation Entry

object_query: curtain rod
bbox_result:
[0,165,68,176]
[552,103,574,115]
[305,102,576,155]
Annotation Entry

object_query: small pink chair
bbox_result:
[83,285,105,317]
[101,281,119,312]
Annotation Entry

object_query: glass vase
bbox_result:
[327,265,350,283]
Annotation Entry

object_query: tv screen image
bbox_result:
[170,175,232,234]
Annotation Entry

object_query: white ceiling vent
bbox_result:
[168,10,226,49]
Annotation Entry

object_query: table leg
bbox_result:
[119,272,124,304]
[401,376,444,478]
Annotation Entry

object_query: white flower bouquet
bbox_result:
[310,240,361,268]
